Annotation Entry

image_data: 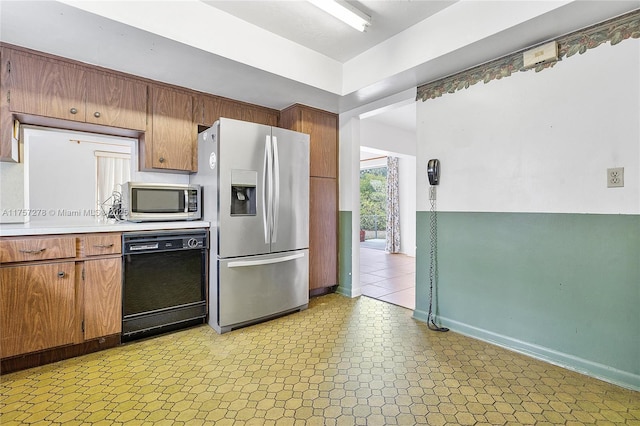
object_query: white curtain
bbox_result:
[95,151,131,217]
[385,156,401,253]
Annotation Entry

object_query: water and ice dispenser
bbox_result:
[230,169,257,216]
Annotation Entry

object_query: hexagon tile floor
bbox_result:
[1,294,638,425]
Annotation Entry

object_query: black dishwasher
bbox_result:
[122,229,207,341]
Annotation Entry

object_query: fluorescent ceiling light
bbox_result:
[308,0,371,32]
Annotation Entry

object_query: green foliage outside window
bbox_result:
[360,167,387,232]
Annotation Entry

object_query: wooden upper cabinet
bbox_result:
[6,49,147,131]
[1,47,17,161]
[86,71,147,131]
[305,108,337,178]
[1,45,283,167]
[146,85,196,172]
[8,50,87,122]
[202,95,242,125]
[242,106,278,127]
[200,94,278,128]
[280,104,338,178]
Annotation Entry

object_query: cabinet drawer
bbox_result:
[0,237,76,263]
[82,233,121,257]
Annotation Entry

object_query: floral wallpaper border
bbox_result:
[417,9,640,102]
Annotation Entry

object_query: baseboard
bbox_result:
[335,284,360,298]
[413,309,639,392]
[1,334,121,374]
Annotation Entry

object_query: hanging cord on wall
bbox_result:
[428,186,449,332]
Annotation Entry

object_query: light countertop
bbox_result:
[0,219,211,237]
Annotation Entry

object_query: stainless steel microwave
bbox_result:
[121,182,202,222]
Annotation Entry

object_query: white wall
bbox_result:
[360,119,416,157]
[417,39,640,215]
[0,127,189,224]
[398,156,416,256]
[0,155,26,224]
[414,37,640,389]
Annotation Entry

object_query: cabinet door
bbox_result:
[149,86,195,171]
[201,95,279,128]
[202,95,243,126]
[0,262,77,358]
[243,106,279,127]
[1,46,17,161]
[83,258,122,340]
[309,177,338,290]
[280,105,338,179]
[86,72,147,131]
[301,109,337,178]
[8,51,86,122]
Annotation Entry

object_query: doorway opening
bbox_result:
[359,151,415,310]
[359,161,387,250]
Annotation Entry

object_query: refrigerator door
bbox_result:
[217,249,309,330]
[218,118,272,258]
[270,127,310,253]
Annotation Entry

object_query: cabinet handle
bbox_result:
[94,111,101,118]
[19,248,46,254]
[57,271,65,278]
[159,157,165,163]
[93,243,114,249]
[70,107,78,114]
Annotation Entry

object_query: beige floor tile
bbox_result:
[1,294,638,425]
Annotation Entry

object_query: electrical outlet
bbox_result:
[607,167,624,188]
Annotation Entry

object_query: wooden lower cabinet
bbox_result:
[83,257,122,340]
[0,232,123,371]
[0,235,76,263]
[0,262,78,358]
[309,177,338,291]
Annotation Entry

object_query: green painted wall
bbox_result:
[336,210,353,297]
[414,211,640,389]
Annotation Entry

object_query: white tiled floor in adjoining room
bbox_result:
[360,246,415,310]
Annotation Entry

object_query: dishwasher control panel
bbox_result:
[123,229,207,254]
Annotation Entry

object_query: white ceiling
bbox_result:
[202,1,456,62]
[1,1,638,134]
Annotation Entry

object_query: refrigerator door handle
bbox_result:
[272,136,280,243]
[263,135,272,244]
[227,252,305,268]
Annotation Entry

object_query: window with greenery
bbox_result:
[360,167,387,239]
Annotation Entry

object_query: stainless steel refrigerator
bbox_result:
[191,117,310,333]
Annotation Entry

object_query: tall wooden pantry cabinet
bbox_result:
[280,104,338,296]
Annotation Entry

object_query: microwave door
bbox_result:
[126,185,199,222]
[217,118,272,258]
